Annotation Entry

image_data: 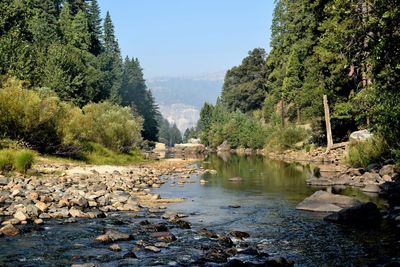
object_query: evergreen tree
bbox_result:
[71,10,90,51]
[221,48,267,113]
[67,0,86,16]
[100,11,122,102]
[121,57,160,141]
[87,0,103,55]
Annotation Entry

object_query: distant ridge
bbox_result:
[147,72,224,132]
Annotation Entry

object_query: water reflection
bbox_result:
[156,154,400,266]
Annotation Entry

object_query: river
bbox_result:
[1,154,399,266]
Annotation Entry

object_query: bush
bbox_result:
[0,149,35,173]
[265,125,308,151]
[62,102,143,151]
[346,137,388,167]
[0,77,144,156]
[0,150,15,171]
[0,77,64,152]
[14,150,35,173]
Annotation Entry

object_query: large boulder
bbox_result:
[153,142,166,151]
[173,143,205,154]
[349,129,373,142]
[217,141,231,152]
[296,190,360,212]
[324,202,381,224]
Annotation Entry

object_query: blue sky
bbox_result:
[98,1,275,78]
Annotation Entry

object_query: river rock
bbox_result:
[145,245,161,253]
[0,224,20,236]
[349,129,373,142]
[95,229,131,243]
[324,202,381,225]
[229,230,250,239]
[380,165,395,177]
[173,219,191,229]
[362,184,381,193]
[14,210,28,221]
[0,177,8,186]
[69,208,83,218]
[35,201,48,212]
[151,231,177,242]
[296,190,360,212]
[109,244,121,251]
[34,219,43,225]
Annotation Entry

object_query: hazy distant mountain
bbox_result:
[147,73,224,133]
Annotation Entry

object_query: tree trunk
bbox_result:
[323,95,333,152]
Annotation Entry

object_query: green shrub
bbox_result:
[0,77,65,152]
[14,150,35,173]
[62,102,143,152]
[346,137,388,167]
[265,125,308,151]
[0,150,15,171]
[0,149,35,173]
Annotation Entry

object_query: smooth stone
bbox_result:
[35,201,48,212]
[14,211,28,221]
[95,229,131,243]
[145,245,161,253]
[296,190,360,212]
[34,219,44,225]
[0,224,20,236]
[109,244,121,251]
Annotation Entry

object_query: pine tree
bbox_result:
[87,0,103,55]
[67,0,87,16]
[121,57,160,141]
[71,10,90,51]
[221,48,267,113]
[100,11,122,102]
[59,1,74,42]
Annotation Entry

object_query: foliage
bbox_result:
[0,76,143,154]
[82,142,143,165]
[62,102,143,152]
[221,48,267,113]
[0,149,36,173]
[0,1,158,142]
[14,150,35,173]
[120,57,160,141]
[0,77,63,152]
[157,116,182,147]
[346,137,388,167]
[0,150,15,172]
[264,125,309,151]
[183,127,198,143]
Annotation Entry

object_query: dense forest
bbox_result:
[0,0,169,157]
[195,0,400,163]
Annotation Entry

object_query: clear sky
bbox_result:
[98,0,275,78]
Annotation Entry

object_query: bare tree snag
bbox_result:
[323,95,333,152]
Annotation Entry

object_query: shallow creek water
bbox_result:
[1,154,399,266]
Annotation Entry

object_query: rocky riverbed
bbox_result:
[0,159,200,229]
[0,158,294,266]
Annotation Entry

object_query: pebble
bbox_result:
[145,245,161,253]
[109,244,121,251]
